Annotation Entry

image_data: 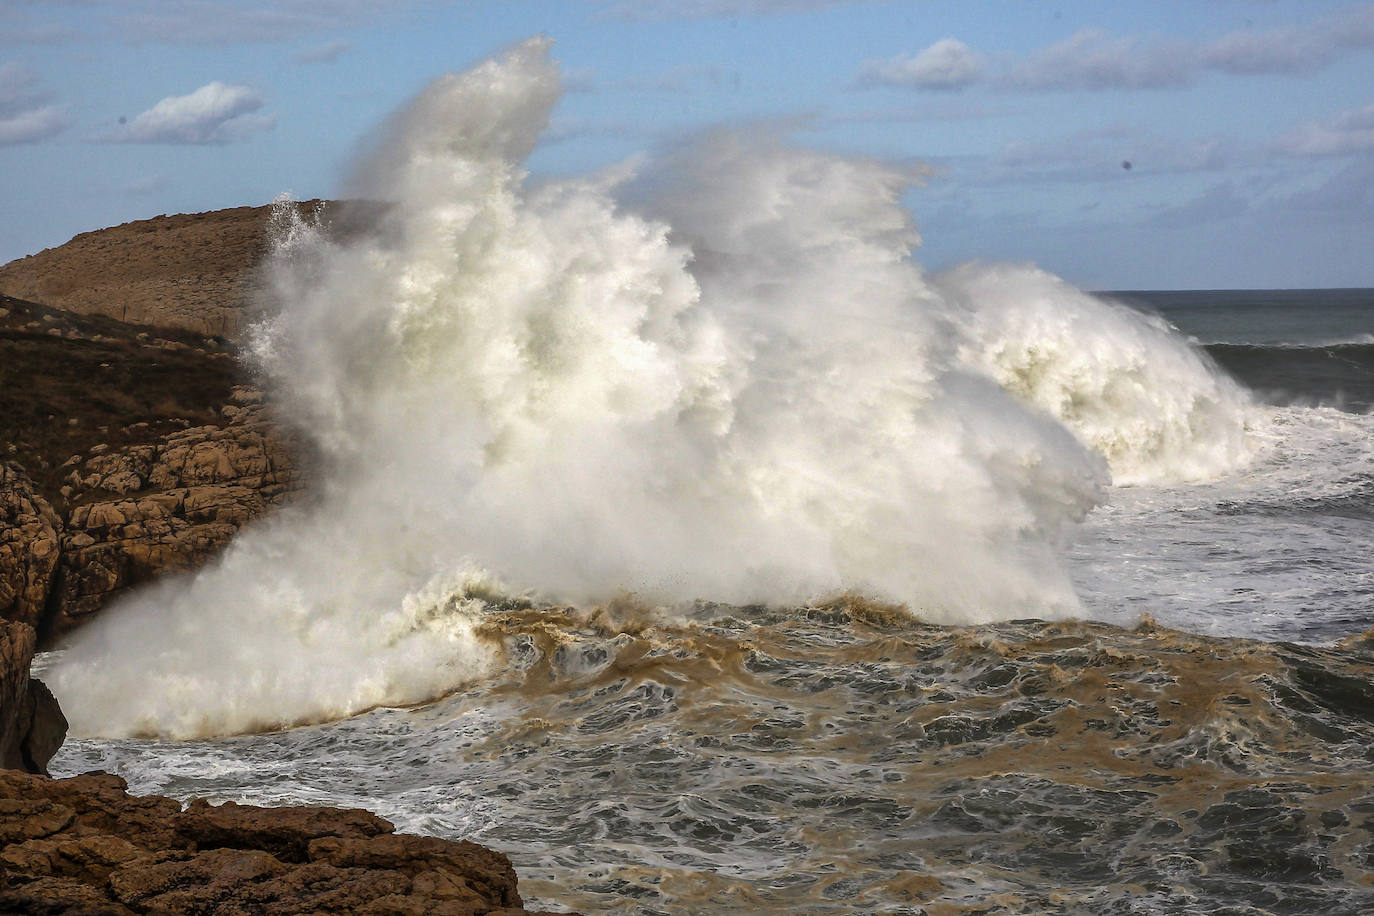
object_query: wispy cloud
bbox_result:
[290,38,352,65]
[1271,159,1374,223]
[0,105,67,144]
[617,64,740,93]
[1004,28,1193,91]
[599,0,866,22]
[978,127,1235,185]
[1142,182,1250,229]
[1202,5,1374,75]
[1276,103,1374,157]
[120,174,171,196]
[111,0,402,45]
[1008,5,1374,91]
[105,81,273,144]
[857,38,982,91]
[0,62,67,144]
[871,4,1374,93]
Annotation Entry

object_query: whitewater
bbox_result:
[44,38,1255,737]
[39,38,1374,915]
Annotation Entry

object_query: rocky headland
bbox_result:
[0,206,575,915]
[0,292,300,645]
[0,201,376,340]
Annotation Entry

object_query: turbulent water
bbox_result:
[40,39,1374,915]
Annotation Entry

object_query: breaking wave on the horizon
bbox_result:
[47,38,1255,739]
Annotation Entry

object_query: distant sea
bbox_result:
[1111,288,1374,412]
[1070,288,1374,644]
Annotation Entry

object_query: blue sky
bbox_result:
[3,0,1373,289]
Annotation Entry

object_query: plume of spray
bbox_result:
[47,38,1253,739]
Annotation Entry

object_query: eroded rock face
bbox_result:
[0,621,67,774]
[48,390,301,637]
[0,464,62,630]
[0,770,566,915]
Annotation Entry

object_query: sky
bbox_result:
[2,0,1373,290]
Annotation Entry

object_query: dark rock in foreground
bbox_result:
[0,769,570,915]
[0,620,66,774]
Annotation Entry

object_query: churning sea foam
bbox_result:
[48,38,1253,739]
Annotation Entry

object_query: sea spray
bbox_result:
[48,38,1252,739]
[941,263,1256,484]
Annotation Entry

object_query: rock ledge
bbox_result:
[0,769,570,915]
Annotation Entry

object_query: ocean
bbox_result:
[1068,288,1374,647]
[38,40,1374,915]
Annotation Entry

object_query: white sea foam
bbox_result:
[48,38,1254,738]
[942,263,1256,485]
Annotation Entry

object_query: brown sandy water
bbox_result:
[50,600,1374,914]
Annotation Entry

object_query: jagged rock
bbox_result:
[0,620,67,774]
[47,400,301,637]
[0,463,62,630]
[0,770,570,915]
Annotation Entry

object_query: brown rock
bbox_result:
[0,463,63,629]
[0,201,379,340]
[0,770,572,915]
[47,401,302,637]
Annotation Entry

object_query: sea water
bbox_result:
[39,39,1374,914]
[1069,289,1374,645]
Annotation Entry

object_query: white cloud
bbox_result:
[107,81,273,144]
[0,61,67,144]
[858,38,982,90]
[291,38,352,64]
[1276,103,1374,157]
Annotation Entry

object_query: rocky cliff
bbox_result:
[0,293,302,643]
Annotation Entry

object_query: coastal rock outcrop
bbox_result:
[48,390,301,636]
[0,620,66,775]
[0,769,568,914]
[0,464,62,630]
[1,294,303,642]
